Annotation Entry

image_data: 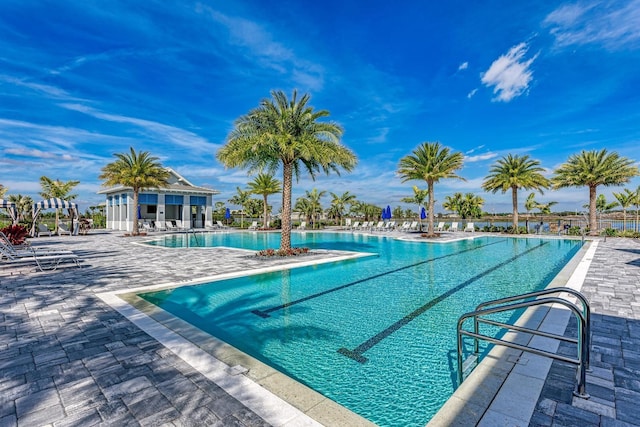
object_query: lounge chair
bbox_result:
[154,221,166,231]
[449,222,459,232]
[297,221,306,230]
[374,221,384,231]
[165,221,177,231]
[464,222,475,232]
[58,223,72,236]
[141,222,154,232]
[435,222,445,232]
[351,221,360,231]
[345,218,352,229]
[408,221,418,231]
[248,221,258,230]
[0,243,79,271]
[216,220,228,229]
[400,221,410,231]
[384,221,396,231]
[38,223,52,237]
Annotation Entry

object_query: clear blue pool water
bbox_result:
[139,233,582,426]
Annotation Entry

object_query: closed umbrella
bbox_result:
[420,207,426,232]
[386,205,392,219]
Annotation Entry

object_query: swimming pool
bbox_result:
[139,233,582,426]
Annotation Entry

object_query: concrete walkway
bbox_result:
[0,231,638,426]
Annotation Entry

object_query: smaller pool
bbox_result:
[139,233,582,426]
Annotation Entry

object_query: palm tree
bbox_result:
[401,185,429,230]
[217,90,357,250]
[247,173,281,229]
[633,186,640,233]
[8,194,33,223]
[330,191,357,227]
[443,192,484,220]
[482,154,549,233]
[295,188,325,229]
[99,147,169,236]
[39,176,80,232]
[553,149,639,235]
[0,184,7,198]
[398,142,465,236]
[228,187,252,228]
[613,189,635,231]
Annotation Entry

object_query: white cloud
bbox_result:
[59,103,220,153]
[467,88,478,99]
[458,62,469,71]
[198,5,325,91]
[481,43,538,102]
[465,145,486,154]
[544,0,640,50]
[465,152,499,162]
[4,147,77,161]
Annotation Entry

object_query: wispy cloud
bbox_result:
[4,147,76,161]
[197,5,325,91]
[458,62,469,71]
[465,145,486,154]
[465,152,498,162]
[467,88,478,99]
[544,0,640,50]
[481,43,538,102]
[59,103,220,153]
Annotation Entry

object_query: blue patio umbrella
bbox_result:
[225,207,231,219]
[386,205,392,219]
[137,205,142,220]
[420,207,426,220]
[381,207,387,220]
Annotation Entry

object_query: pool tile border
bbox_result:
[97,251,376,427]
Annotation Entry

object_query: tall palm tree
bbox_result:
[398,142,465,236]
[228,187,252,228]
[99,147,169,236]
[330,191,357,227]
[482,154,549,233]
[401,186,429,230]
[633,186,640,233]
[247,173,281,229]
[612,189,635,231]
[39,176,80,232]
[524,192,538,231]
[552,149,639,235]
[217,90,357,250]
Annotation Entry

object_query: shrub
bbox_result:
[256,247,310,257]
[1,224,29,245]
[602,228,618,237]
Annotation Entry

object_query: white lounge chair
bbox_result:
[0,244,79,271]
[449,222,459,232]
[154,221,166,231]
[435,222,445,232]
[464,222,475,232]
[400,221,410,231]
[408,221,418,231]
[38,223,52,237]
[248,221,258,230]
[345,218,352,229]
[384,221,396,231]
[141,222,154,232]
[216,220,228,229]
[374,221,384,231]
[351,221,360,231]
[165,221,177,231]
[297,221,306,230]
[58,223,72,236]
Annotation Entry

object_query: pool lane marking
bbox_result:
[251,239,507,318]
[337,241,549,363]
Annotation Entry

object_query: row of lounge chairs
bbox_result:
[0,232,81,271]
[346,220,476,233]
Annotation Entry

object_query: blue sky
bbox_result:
[1,0,639,215]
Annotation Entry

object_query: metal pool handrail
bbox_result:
[457,287,591,399]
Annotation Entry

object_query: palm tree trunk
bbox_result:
[512,186,519,233]
[623,209,627,232]
[589,185,597,235]
[263,194,268,229]
[280,163,293,250]
[132,190,140,236]
[428,180,435,235]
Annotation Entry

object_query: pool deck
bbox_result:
[1,229,639,426]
